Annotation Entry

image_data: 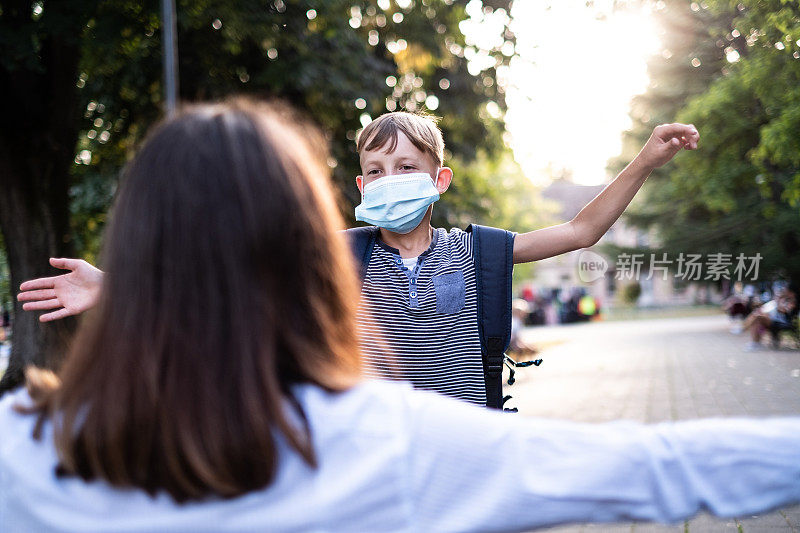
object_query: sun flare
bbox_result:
[473,1,662,186]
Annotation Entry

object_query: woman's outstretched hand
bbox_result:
[17,258,104,322]
[637,123,700,169]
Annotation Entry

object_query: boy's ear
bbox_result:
[435,167,453,194]
[356,175,364,195]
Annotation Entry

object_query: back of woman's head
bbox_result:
[41,99,362,501]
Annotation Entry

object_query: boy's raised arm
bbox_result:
[512,123,699,264]
[17,258,103,322]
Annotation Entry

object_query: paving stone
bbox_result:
[738,509,797,530]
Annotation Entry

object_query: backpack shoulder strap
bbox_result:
[344,226,380,282]
[466,224,516,409]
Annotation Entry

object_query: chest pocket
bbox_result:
[432,270,466,314]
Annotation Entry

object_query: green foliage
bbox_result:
[62,0,516,259]
[435,149,556,231]
[620,282,642,305]
[614,0,800,283]
[608,0,740,176]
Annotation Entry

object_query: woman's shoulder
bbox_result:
[293,379,490,439]
[294,379,418,431]
[295,379,499,440]
[0,387,60,495]
[295,378,472,411]
[0,387,40,452]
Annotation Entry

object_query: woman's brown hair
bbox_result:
[25,99,363,502]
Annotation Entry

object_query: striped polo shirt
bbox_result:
[357,227,486,405]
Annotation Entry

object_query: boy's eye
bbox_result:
[367,169,381,175]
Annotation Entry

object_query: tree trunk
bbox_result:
[0,160,76,393]
[0,0,92,395]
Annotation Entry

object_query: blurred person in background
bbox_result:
[577,292,599,322]
[723,282,752,334]
[509,299,538,357]
[743,284,798,350]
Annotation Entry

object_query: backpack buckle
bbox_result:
[485,349,504,377]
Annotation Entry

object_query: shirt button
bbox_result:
[410,292,417,298]
[396,258,402,265]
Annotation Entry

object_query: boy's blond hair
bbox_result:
[356,112,444,166]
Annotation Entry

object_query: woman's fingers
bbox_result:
[20,258,82,292]
[17,289,57,302]
[40,308,73,322]
[50,257,82,270]
[22,299,62,311]
[19,276,58,292]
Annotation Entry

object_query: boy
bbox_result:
[18,111,699,406]
[348,112,697,404]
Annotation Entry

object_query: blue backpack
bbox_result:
[345,225,515,409]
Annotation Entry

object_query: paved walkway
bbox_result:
[508,313,800,533]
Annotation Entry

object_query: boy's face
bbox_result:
[356,131,452,194]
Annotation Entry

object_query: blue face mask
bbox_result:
[355,172,440,234]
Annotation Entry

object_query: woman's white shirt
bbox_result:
[1,380,800,533]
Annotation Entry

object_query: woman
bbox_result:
[2,100,800,532]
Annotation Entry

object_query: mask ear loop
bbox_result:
[428,167,441,241]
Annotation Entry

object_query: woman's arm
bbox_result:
[406,391,800,532]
